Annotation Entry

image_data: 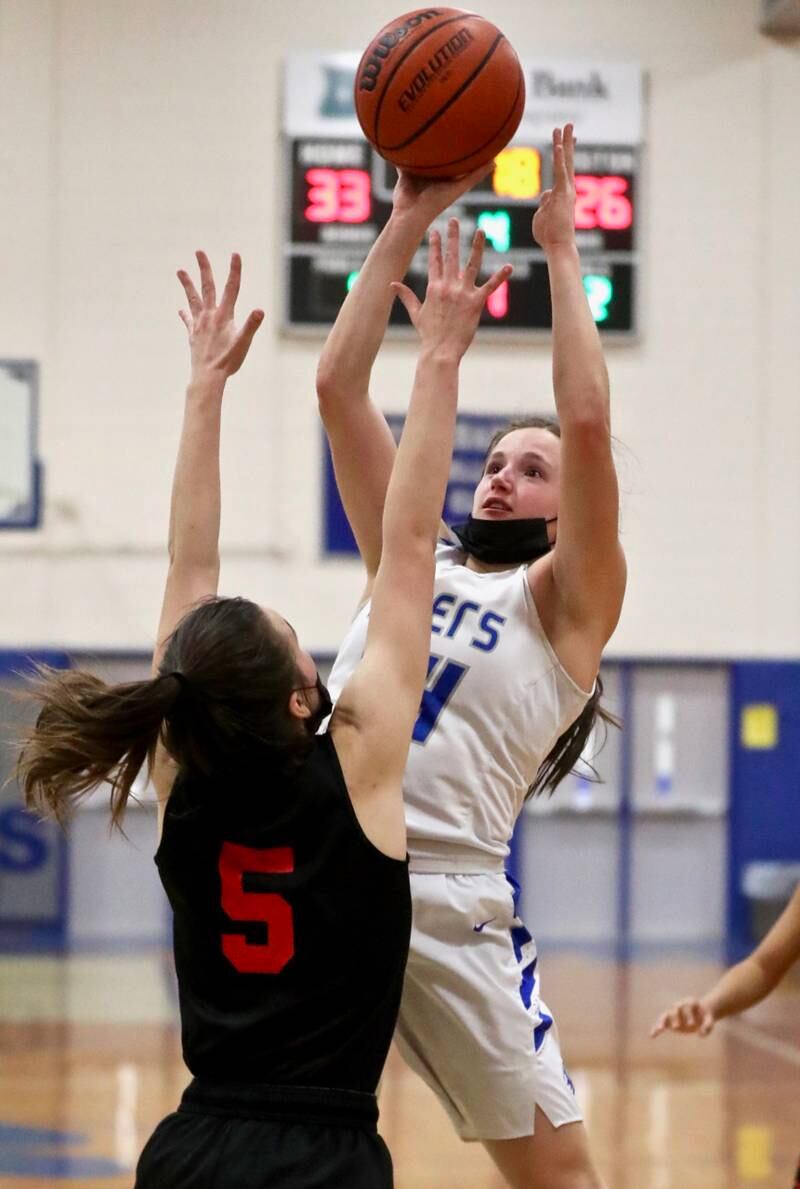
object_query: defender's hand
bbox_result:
[391,218,512,362]
[177,251,264,382]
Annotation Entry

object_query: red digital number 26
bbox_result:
[218,841,295,974]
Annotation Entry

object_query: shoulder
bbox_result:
[525,554,608,693]
[435,538,464,568]
[528,544,625,632]
[306,731,352,797]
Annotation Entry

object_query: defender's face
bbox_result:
[472,428,561,525]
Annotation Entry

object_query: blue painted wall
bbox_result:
[728,661,800,960]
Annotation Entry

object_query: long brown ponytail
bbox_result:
[18,667,181,828]
[18,597,305,831]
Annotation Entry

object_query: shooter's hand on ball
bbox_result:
[177,251,264,385]
[391,218,512,362]
[532,124,577,252]
[391,162,495,231]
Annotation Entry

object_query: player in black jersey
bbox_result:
[18,237,510,1187]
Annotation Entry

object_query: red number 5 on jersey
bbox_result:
[218,841,295,974]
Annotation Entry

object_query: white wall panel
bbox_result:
[0,0,797,659]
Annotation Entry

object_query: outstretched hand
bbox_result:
[391,218,512,363]
[177,252,264,382]
[532,124,577,252]
[650,997,716,1039]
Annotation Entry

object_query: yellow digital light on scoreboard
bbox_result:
[493,148,542,201]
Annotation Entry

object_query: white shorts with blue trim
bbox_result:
[394,871,582,1142]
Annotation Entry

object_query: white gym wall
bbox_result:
[0,0,798,660]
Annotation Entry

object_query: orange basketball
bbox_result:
[354,8,525,178]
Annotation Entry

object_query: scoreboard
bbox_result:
[284,55,644,338]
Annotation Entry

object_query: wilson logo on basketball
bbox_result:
[398,27,475,111]
[358,9,444,92]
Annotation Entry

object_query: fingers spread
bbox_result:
[427,228,443,282]
[222,309,265,375]
[241,307,265,344]
[481,263,512,298]
[177,269,202,315]
[196,250,217,308]
[462,228,485,285]
[390,280,421,324]
[220,253,242,317]
[443,217,460,282]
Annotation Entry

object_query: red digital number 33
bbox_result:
[218,841,295,974]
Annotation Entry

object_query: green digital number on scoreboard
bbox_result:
[283,55,644,339]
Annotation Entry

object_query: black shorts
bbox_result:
[134,1079,393,1189]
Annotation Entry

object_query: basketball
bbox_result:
[354,8,525,178]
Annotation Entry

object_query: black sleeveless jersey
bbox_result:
[154,731,411,1093]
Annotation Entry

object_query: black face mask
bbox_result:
[450,516,557,565]
[295,673,333,736]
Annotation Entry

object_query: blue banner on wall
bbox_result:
[322,412,518,555]
[0,651,71,948]
[728,661,800,961]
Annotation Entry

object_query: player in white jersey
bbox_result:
[317,126,626,1189]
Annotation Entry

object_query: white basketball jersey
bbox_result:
[327,541,592,869]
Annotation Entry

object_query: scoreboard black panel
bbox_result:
[284,137,639,336]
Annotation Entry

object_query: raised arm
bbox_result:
[651,883,800,1038]
[153,252,263,670]
[331,223,510,854]
[316,168,490,580]
[530,126,626,664]
[150,252,263,805]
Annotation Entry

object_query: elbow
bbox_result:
[385,528,437,569]
[166,553,220,584]
[561,406,611,449]
[315,359,347,414]
[555,373,610,424]
[315,358,334,402]
[315,372,335,417]
[387,541,436,590]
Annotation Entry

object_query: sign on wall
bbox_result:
[323,411,517,555]
[0,654,71,946]
[0,361,41,529]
